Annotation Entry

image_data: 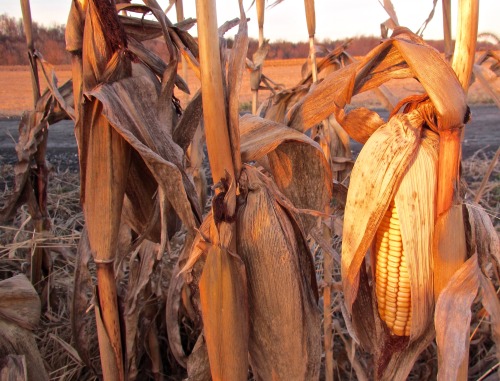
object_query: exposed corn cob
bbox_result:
[375,201,411,336]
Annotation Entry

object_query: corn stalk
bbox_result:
[20,0,50,291]
[175,0,189,104]
[304,0,317,82]
[253,0,265,114]
[68,1,130,379]
[442,0,453,61]
[303,1,333,379]
[195,1,247,379]
[433,1,479,379]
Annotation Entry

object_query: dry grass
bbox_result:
[1,149,498,380]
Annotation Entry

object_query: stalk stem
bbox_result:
[442,0,453,61]
[195,0,235,183]
[309,37,318,83]
[435,2,478,380]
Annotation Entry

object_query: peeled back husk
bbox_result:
[237,165,321,380]
[342,108,438,342]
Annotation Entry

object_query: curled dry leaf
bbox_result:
[287,28,466,137]
[435,255,480,381]
[240,114,332,232]
[88,75,201,238]
[0,275,40,331]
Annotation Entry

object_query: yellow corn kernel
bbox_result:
[375,202,411,336]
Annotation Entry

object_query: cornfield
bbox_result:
[0,0,499,380]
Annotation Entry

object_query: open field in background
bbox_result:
[1,57,500,116]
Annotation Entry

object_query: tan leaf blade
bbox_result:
[186,335,212,381]
[304,0,316,37]
[88,75,201,232]
[199,245,249,381]
[464,203,500,271]
[173,91,203,151]
[124,240,160,379]
[287,30,467,136]
[227,4,248,177]
[71,229,99,373]
[435,254,481,381]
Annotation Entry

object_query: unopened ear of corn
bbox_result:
[343,108,437,341]
[237,165,321,380]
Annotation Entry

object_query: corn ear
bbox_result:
[343,109,438,340]
[237,165,321,380]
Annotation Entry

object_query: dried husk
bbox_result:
[124,239,163,380]
[240,114,332,232]
[237,166,321,380]
[342,107,439,378]
[257,43,351,124]
[199,245,249,381]
[342,110,423,312]
[0,276,47,381]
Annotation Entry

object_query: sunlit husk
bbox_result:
[343,108,438,339]
[237,166,321,380]
[392,128,438,338]
[181,165,321,380]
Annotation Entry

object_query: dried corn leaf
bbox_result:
[287,29,467,137]
[304,0,315,37]
[199,245,249,381]
[435,254,479,381]
[166,232,198,368]
[186,335,211,381]
[342,110,423,312]
[478,273,500,366]
[464,203,500,272]
[94,286,122,381]
[0,98,53,223]
[127,36,189,94]
[237,166,320,380]
[249,41,269,91]
[88,75,201,235]
[393,128,438,338]
[227,4,248,177]
[173,91,203,151]
[71,228,98,372]
[124,240,160,379]
[240,114,332,231]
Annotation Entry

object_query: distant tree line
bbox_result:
[0,14,68,65]
[0,14,496,66]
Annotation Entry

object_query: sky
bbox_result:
[3,0,500,43]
